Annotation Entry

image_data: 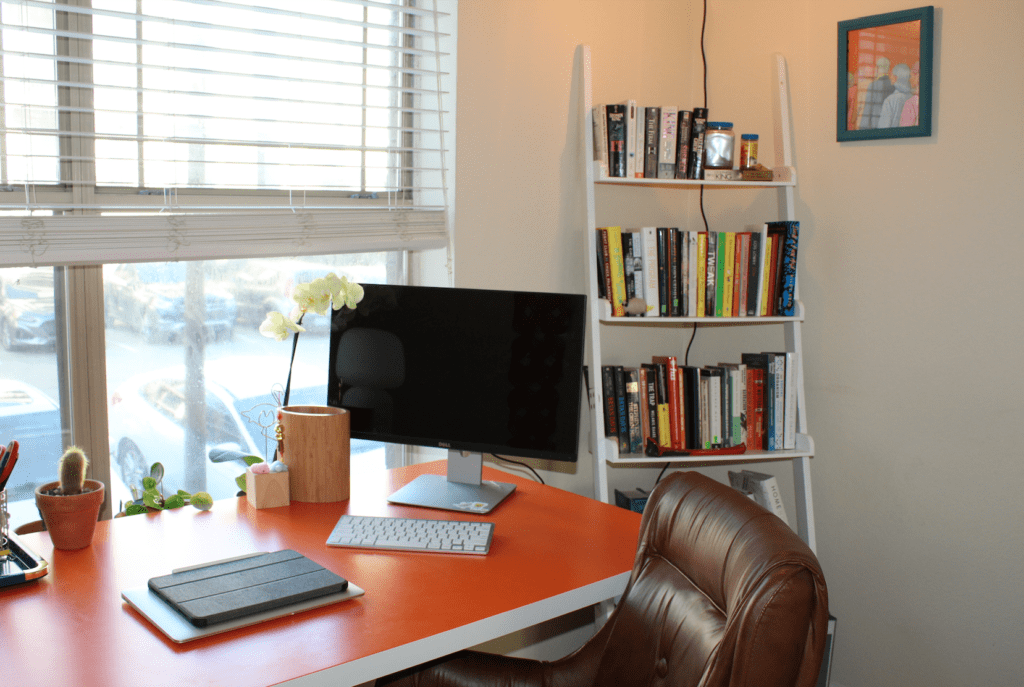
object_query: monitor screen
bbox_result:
[327,284,588,464]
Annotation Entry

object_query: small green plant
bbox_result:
[119,462,214,516]
[58,446,89,495]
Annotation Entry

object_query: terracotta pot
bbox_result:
[34,480,105,550]
[278,405,350,503]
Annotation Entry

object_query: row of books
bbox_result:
[593,102,709,180]
[596,221,799,318]
[600,351,798,456]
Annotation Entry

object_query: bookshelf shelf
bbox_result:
[577,45,817,552]
[594,163,797,187]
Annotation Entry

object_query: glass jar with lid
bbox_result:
[703,122,735,170]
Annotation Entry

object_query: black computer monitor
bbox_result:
[328,284,587,513]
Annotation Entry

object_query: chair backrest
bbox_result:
[592,471,828,687]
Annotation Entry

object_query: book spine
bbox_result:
[656,227,671,316]
[624,100,638,180]
[721,232,735,317]
[687,231,699,317]
[643,107,661,178]
[705,231,717,317]
[641,363,661,447]
[624,367,643,454]
[595,228,607,300]
[783,351,798,449]
[652,356,681,449]
[687,107,709,180]
[679,229,689,317]
[668,228,681,317]
[604,226,627,317]
[696,232,707,317]
[597,228,615,310]
[634,102,646,178]
[592,104,608,177]
[747,230,761,316]
[657,106,678,179]
[601,365,618,437]
[621,231,636,304]
[606,104,627,178]
[759,233,773,316]
[640,227,660,317]
[674,110,693,179]
[681,366,701,449]
[652,362,672,448]
[614,365,629,452]
[735,233,747,318]
[770,353,785,449]
[773,220,800,316]
[675,372,687,448]
[698,371,710,448]
[765,225,784,317]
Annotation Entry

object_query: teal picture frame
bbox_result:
[838,6,934,141]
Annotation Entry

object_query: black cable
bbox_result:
[654,463,671,486]
[490,454,545,485]
[700,0,708,108]
[683,321,698,366]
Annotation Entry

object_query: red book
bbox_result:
[651,355,681,449]
[675,372,687,449]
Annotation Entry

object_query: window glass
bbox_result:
[104,253,389,505]
[0,266,65,521]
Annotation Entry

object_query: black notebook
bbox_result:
[148,550,348,628]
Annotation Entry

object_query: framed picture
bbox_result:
[837,6,934,141]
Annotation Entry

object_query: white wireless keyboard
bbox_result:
[326,514,494,555]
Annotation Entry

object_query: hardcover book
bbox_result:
[603,225,627,316]
[674,110,693,179]
[643,107,661,178]
[606,104,627,178]
[687,107,709,180]
[624,100,638,179]
[652,356,681,449]
[767,220,800,317]
[640,227,661,317]
[601,365,618,437]
[657,105,678,179]
[624,366,643,454]
[592,104,608,177]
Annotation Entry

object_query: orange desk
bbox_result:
[1,462,642,687]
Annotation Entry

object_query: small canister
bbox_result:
[703,122,735,169]
[740,133,759,170]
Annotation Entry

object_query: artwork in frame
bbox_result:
[837,6,934,141]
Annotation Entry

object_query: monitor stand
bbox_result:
[387,450,516,514]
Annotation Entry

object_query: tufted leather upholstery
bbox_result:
[377,470,828,687]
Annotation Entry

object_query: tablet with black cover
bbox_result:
[147,549,348,628]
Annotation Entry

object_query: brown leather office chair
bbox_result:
[378,470,828,687]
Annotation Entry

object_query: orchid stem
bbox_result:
[283,313,304,407]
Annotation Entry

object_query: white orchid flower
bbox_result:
[334,275,365,310]
[292,279,333,316]
[259,311,305,341]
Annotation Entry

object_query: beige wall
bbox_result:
[454,1,1024,685]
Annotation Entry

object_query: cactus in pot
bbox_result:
[58,446,89,495]
[34,446,106,550]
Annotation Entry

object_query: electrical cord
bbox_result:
[490,454,545,485]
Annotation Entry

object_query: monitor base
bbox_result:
[387,475,515,514]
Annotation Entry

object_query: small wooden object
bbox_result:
[246,469,290,509]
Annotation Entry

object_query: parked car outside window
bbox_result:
[104,263,237,343]
[0,267,56,351]
[0,378,64,502]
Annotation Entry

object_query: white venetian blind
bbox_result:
[0,0,451,266]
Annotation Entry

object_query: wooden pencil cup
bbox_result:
[277,405,350,503]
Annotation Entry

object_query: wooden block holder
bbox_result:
[246,469,290,509]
